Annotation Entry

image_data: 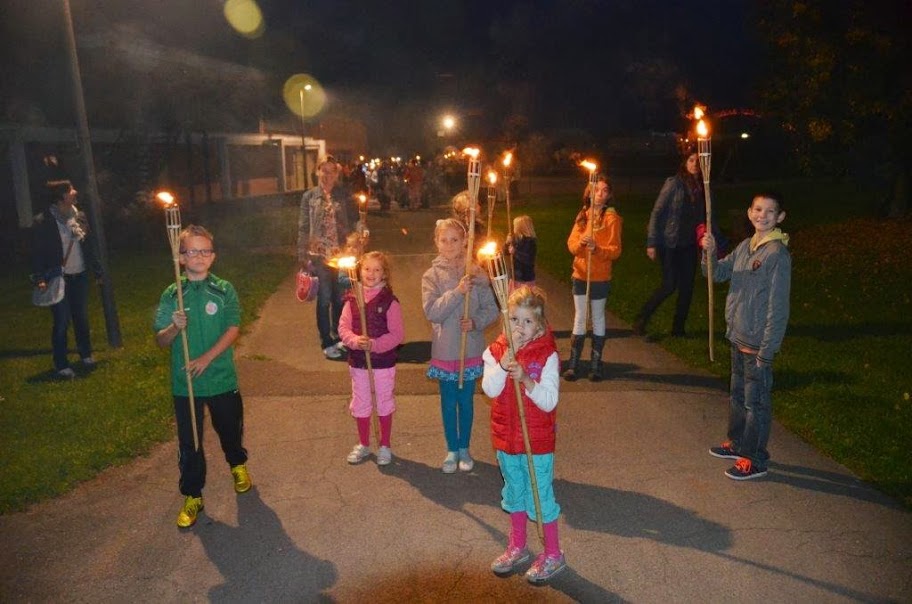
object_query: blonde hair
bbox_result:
[179,224,214,247]
[513,215,536,239]
[508,285,547,330]
[343,231,363,255]
[434,217,467,240]
[360,250,393,291]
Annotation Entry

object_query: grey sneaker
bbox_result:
[525,552,567,584]
[491,546,531,575]
[346,444,370,464]
[323,345,343,359]
[376,446,392,466]
[458,448,474,472]
[57,367,76,379]
[442,452,458,474]
[81,356,96,367]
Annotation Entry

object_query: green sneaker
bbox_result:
[176,496,204,528]
[231,464,252,493]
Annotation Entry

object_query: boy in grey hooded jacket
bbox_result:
[702,192,791,481]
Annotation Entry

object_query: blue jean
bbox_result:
[727,344,773,470]
[439,379,475,452]
[50,272,92,371]
[312,259,343,349]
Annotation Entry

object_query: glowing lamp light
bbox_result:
[741,132,750,139]
[358,193,367,205]
[156,191,175,206]
[502,151,513,168]
[487,170,498,185]
[223,0,265,39]
[463,147,480,159]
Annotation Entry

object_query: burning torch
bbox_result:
[157,191,199,451]
[458,147,481,389]
[696,108,715,362]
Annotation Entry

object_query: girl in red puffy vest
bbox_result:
[482,286,567,584]
[338,251,404,466]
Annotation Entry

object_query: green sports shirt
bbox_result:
[153,273,241,396]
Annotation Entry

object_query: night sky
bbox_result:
[1,0,757,153]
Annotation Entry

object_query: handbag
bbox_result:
[32,238,75,307]
[295,261,319,302]
[32,274,65,306]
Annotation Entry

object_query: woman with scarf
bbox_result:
[31,180,102,378]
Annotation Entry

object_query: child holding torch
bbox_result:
[703,192,791,480]
[338,251,404,466]
[564,174,623,382]
[482,285,566,584]
[154,225,251,528]
[422,218,499,474]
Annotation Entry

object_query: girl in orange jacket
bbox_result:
[564,175,622,381]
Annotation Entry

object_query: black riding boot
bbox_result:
[562,335,585,381]
[590,335,607,382]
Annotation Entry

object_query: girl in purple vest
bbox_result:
[482,285,565,584]
[338,251,404,466]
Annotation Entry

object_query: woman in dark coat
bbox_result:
[634,151,704,337]
[31,180,101,378]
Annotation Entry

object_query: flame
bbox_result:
[502,151,513,167]
[693,105,705,120]
[487,170,498,185]
[463,147,480,159]
[479,241,498,258]
[156,191,175,206]
[696,119,709,138]
[580,160,598,173]
[358,193,367,205]
[336,256,357,270]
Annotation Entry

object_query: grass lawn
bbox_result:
[523,178,912,507]
[0,219,292,513]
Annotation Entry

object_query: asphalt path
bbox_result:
[1,205,910,603]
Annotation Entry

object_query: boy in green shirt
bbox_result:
[154,225,251,528]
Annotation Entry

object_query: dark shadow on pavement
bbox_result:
[197,489,337,602]
[766,461,905,509]
[557,478,887,601]
[386,457,622,601]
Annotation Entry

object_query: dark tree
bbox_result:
[755,0,912,216]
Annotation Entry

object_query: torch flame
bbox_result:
[336,256,358,270]
[358,193,367,205]
[696,119,709,139]
[693,105,705,120]
[487,170,498,185]
[463,147,480,159]
[479,241,498,258]
[156,191,175,206]
[502,151,513,168]
[579,160,598,173]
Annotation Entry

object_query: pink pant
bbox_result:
[349,366,397,418]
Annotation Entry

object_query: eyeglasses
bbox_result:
[180,249,214,258]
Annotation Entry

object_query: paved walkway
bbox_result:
[1,207,910,603]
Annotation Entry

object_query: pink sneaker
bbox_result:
[491,546,531,575]
[525,552,567,584]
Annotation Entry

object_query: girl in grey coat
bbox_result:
[422,218,499,473]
